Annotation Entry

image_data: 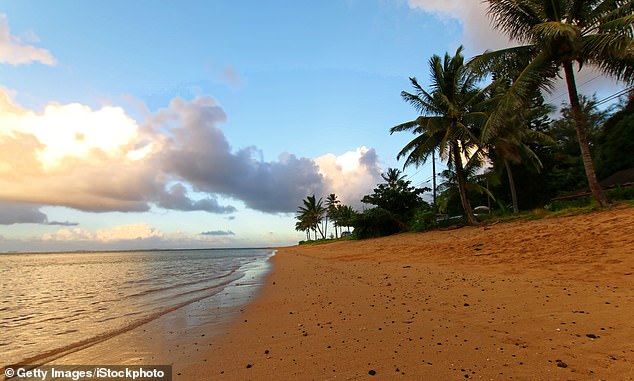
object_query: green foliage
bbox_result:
[352,208,405,239]
[361,168,429,227]
[607,186,634,201]
[475,0,633,207]
[483,96,632,212]
[596,99,634,179]
[544,197,591,212]
[409,205,436,232]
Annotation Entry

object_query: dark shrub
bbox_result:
[352,208,404,239]
[409,205,436,232]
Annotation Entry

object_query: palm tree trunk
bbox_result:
[563,62,609,208]
[452,141,478,225]
[432,149,437,212]
[504,158,519,214]
[316,223,325,240]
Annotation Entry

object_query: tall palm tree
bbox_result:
[474,0,633,207]
[296,195,326,240]
[487,119,554,213]
[325,193,341,238]
[485,85,555,213]
[391,46,488,225]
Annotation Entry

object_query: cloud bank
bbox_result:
[0,202,78,226]
[0,14,56,65]
[0,89,382,224]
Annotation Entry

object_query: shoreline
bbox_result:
[7,208,632,380]
[1,250,275,380]
[186,206,634,380]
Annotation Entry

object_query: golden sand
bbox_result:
[184,205,634,380]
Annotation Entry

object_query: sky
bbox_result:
[0,1,626,252]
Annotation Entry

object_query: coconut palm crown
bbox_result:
[391,46,489,225]
[472,0,633,207]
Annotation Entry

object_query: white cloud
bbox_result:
[406,0,513,53]
[42,223,164,242]
[0,89,384,217]
[315,146,382,209]
[0,14,56,66]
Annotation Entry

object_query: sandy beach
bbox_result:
[183,205,634,380]
[10,206,631,381]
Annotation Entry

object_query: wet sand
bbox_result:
[186,205,634,380]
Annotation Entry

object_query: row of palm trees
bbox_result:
[392,0,633,224]
[295,194,356,241]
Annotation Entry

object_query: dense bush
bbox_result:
[352,208,405,239]
[409,205,436,232]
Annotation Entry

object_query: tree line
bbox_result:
[296,0,633,241]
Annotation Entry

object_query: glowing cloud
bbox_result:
[0,14,56,66]
[2,100,145,170]
[1,89,380,216]
[315,146,382,208]
[0,90,224,213]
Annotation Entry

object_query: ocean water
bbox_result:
[0,248,274,367]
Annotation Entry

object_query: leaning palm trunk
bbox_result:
[475,0,632,208]
[563,62,609,208]
[453,141,478,224]
[503,158,519,214]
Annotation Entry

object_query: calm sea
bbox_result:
[0,248,274,367]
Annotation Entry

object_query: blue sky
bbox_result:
[0,1,625,251]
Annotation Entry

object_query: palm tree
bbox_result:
[296,195,326,240]
[335,204,357,234]
[484,86,555,213]
[391,46,488,225]
[295,219,311,241]
[436,161,494,215]
[381,168,406,189]
[474,0,634,207]
[325,193,341,238]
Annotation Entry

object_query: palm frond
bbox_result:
[486,0,543,44]
[468,45,537,78]
[583,33,634,83]
[597,13,634,36]
[481,50,558,142]
[531,21,581,45]
[390,119,420,134]
[396,132,437,167]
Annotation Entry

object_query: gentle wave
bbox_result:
[1,248,273,367]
